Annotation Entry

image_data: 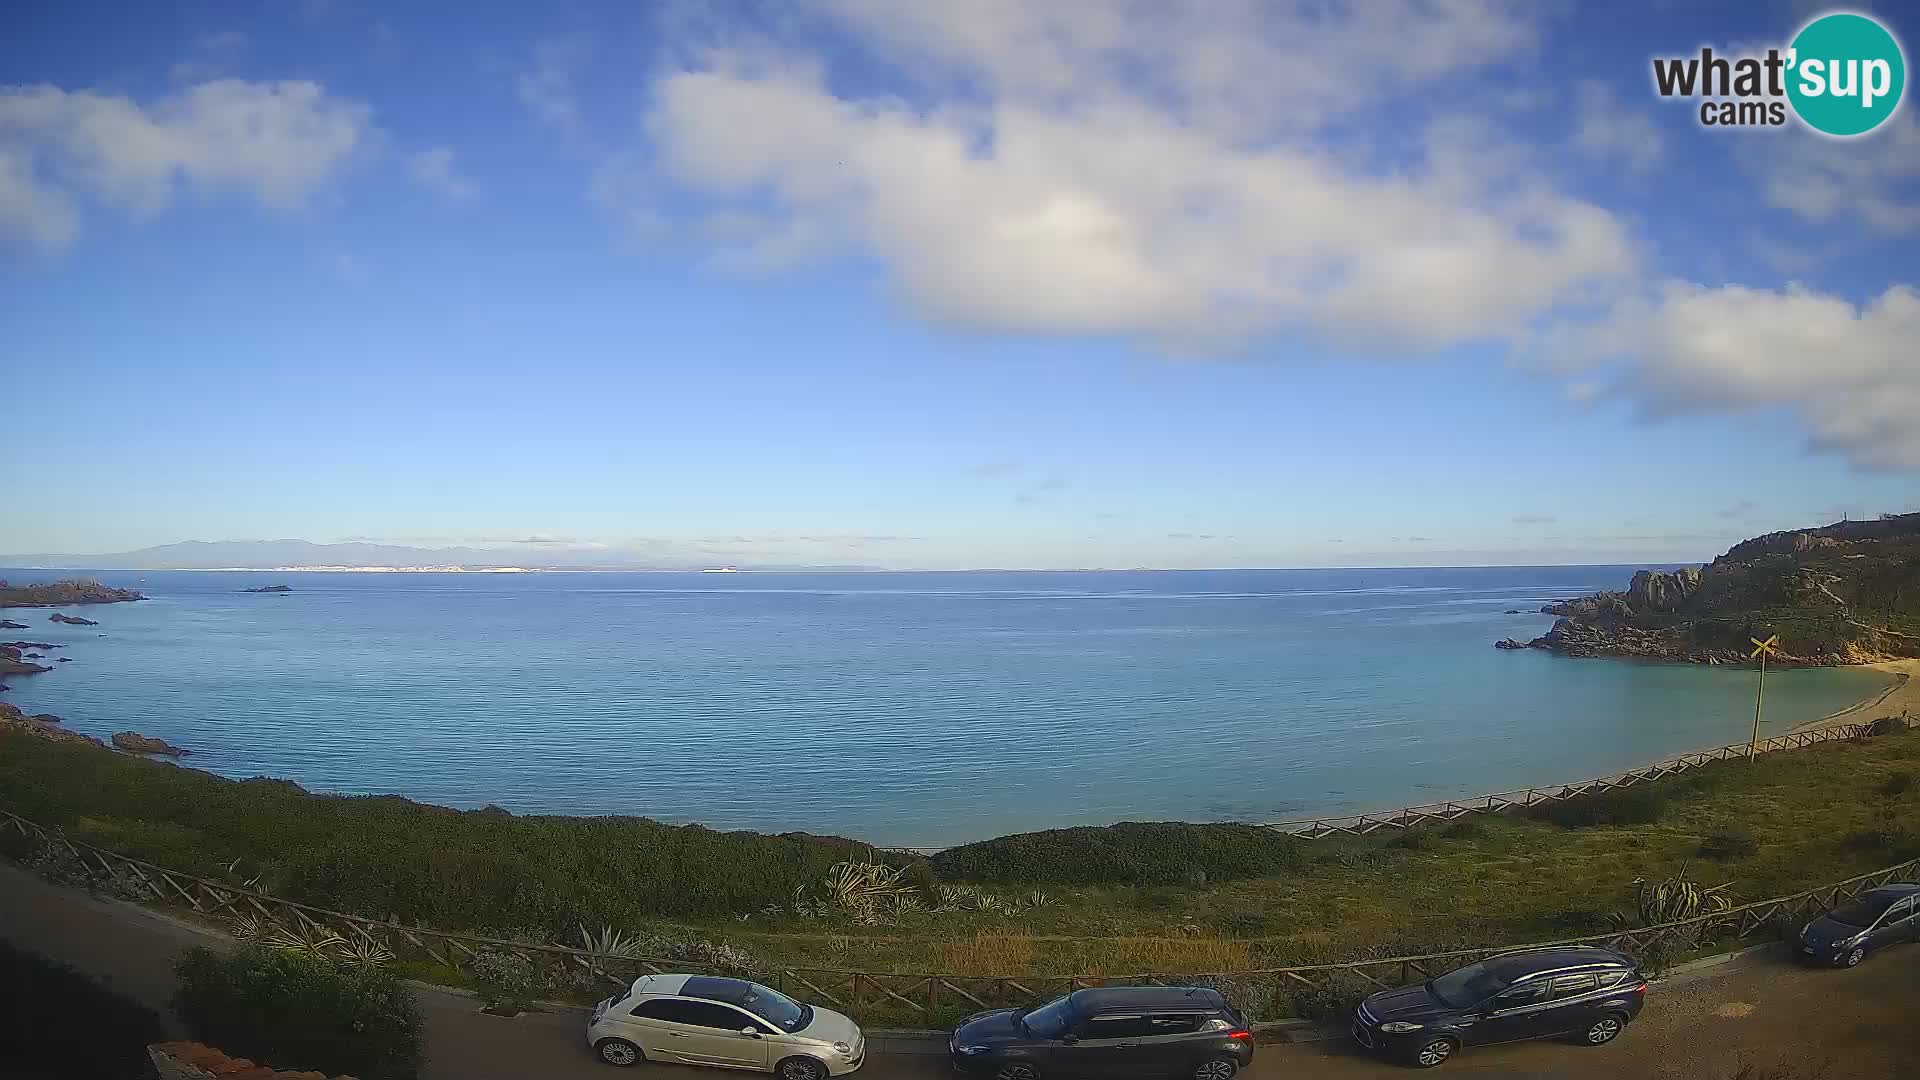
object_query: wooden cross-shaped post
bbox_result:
[1748,635,1779,759]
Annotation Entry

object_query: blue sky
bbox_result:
[3,0,1917,569]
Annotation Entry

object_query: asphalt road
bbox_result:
[3,862,1914,1080]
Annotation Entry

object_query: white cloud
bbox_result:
[518,36,590,134]
[625,3,1635,352]
[816,0,1540,137]
[1746,110,1920,232]
[1540,281,1920,470]
[408,146,477,201]
[1571,81,1664,174]
[0,79,371,244]
[0,148,78,251]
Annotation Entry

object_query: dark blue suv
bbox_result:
[1351,947,1646,1068]
[950,986,1253,1079]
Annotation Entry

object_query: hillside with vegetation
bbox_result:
[3,719,1917,1028]
[1498,513,1920,664]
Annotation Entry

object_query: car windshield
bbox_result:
[1825,897,1895,927]
[1020,997,1076,1039]
[738,983,810,1032]
[1428,962,1509,1008]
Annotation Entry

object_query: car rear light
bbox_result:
[1227,1030,1252,1041]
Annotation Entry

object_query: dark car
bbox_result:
[1351,946,1646,1069]
[1796,883,1920,967]
[948,986,1252,1080]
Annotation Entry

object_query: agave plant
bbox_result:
[264,921,348,959]
[1626,866,1734,926]
[335,933,397,970]
[228,913,269,943]
[1024,890,1056,909]
[578,924,646,976]
[817,861,917,922]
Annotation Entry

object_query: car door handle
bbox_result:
[669,1032,692,1038]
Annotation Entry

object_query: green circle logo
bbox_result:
[1787,12,1906,136]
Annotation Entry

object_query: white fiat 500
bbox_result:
[587,974,865,1078]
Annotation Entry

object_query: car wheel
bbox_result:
[1407,1036,1459,1068]
[1581,1013,1626,1046]
[994,1063,1042,1080]
[1841,945,1866,968]
[1194,1056,1239,1080]
[594,1038,643,1067]
[775,1057,829,1080]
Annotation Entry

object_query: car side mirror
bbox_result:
[1059,1033,1078,1044]
[741,1027,762,1039]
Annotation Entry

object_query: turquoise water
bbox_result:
[0,567,1892,847]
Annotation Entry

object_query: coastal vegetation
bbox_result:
[1500,512,1920,664]
[173,945,425,1080]
[3,721,1916,992]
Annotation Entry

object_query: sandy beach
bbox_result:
[1794,657,1920,731]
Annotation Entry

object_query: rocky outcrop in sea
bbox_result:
[111,731,189,756]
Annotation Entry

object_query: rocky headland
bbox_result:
[0,579,145,608]
[0,701,103,746]
[1496,513,1920,666]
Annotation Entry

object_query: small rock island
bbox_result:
[49,613,100,625]
[112,731,189,756]
[243,584,294,593]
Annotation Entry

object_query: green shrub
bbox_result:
[1532,786,1668,828]
[1698,829,1760,859]
[1287,970,1377,1025]
[1,941,166,1080]
[903,860,943,906]
[1879,771,1914,798]
[1438,817,1490,840]
[929,822,1307,886]
[172,945,425,1080]
[1387,829,1434,851]
[0,734,886,927]
[1219,911,1277,937]
[471,948,540,1014]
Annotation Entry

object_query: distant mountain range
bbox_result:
[1,539,881,572]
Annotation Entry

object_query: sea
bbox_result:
[0,567,1895,849]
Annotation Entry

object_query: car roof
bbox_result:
[628,973,692,997]
[1861,884,1920,898]
[1486,947,1632,979]
[1067,986,1227,1015]
[681,976,760,1004]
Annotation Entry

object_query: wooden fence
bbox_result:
[1260,714,1916,838]
[4,803,1916,1021]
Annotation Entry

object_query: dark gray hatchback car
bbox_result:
[1796,883,1920,967]
[949,986,1253,1079]
[1352,946,1646,1068]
